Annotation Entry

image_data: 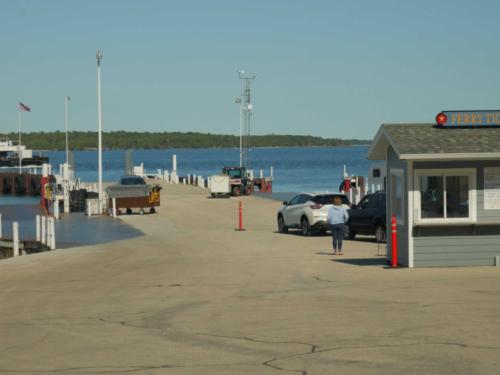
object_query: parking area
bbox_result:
[0,183,499,374]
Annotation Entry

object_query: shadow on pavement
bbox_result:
[332,257,388,267]
[272,231,330,237]
[348,236,380,243]
[0,204,144,249]
[55,213,144,249]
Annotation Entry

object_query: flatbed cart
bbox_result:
[106,184,162,215]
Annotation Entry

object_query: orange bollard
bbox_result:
[235,201,246,231]
[391,215,398,268]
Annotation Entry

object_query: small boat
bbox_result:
[0,138,48,168]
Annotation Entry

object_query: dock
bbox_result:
[0,238,45,258]
[0,182,499,374]
[0,172,47,195]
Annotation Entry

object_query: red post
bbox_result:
[235,201,246,231]
[391,215,398,268]
[344,178,351,192]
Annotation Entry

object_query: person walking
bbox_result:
[327,196,349,255]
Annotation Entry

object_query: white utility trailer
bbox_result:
[210,174,231,198]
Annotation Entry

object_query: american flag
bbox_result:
[19,102,31,112]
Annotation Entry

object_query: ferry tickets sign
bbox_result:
[436,110,500,127]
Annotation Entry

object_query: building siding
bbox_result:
[414,235,500,267]
[413,160,500,266]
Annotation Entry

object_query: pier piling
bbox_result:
[47,218,52,250]
[12,222,19,257]
[54,199,60,220]
[36,215,41,242]
[41,216,47,246]
[112,198,117,218]
[49,217,56,250]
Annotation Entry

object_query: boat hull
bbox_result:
[0,156,49,167]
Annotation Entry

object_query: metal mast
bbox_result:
[96,50,103,213]
[236,70,256,169]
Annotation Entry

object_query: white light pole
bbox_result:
[96,50,103,213]
[65,95,71,165]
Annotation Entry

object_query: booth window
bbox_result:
[415,169,476,222]
[390,169,404,223]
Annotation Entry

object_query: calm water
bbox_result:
[43,146,371,193]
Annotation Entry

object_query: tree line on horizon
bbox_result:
[3,131,370,150]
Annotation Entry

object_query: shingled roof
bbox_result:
[368,123,500,160]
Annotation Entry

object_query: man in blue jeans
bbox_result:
[327,196,349,255]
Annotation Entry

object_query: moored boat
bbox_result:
[0,138,48,167]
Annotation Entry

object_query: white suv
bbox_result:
[277,193,350,235]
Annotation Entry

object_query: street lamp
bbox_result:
[96,50,103,213]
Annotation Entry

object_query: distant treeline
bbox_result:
[5,131,370,150]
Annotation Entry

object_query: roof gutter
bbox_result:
[400,152,500,160]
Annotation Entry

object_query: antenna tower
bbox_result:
[236,70,256,169]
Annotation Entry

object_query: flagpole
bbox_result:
[96,51,103,213]
[18,110,22,174]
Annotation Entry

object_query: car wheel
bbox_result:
[375,225,386,243]
[149,207,156,214]
[301,217,311,236]
[343,225,350,239]
[278,215,288,233]
[232,186,241,196]
[347,225,356,240]
[126,208,132,215]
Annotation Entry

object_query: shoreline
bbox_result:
[36,144,371,152]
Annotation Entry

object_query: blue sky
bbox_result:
[1,0,500,139]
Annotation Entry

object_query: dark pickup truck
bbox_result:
[347,191,387,242]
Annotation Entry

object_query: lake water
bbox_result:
[42,146,371,193]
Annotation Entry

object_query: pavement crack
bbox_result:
[0,361,253,374]
[98,316,147,330]
[0,364,173,374]
[201,333,317,350]
[1,333,50,354]
[259,340,500,374]
[313,275,333,283]
[263,357,308,375]
[200,333,317,375]
[312,341,500,355]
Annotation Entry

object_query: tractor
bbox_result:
[222,166,253,196]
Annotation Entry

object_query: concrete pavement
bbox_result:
[0,183,499,374]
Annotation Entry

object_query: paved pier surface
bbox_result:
[0,183,499,374]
